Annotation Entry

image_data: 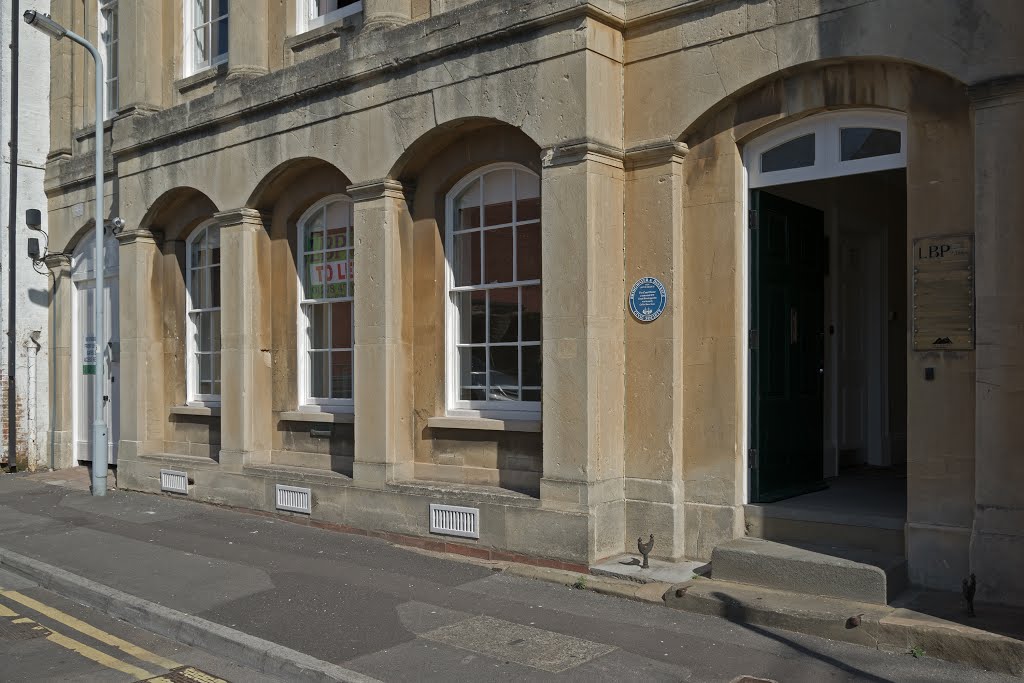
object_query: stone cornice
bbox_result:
[624,139,689,169]
[42,252,71,272]
[541,140,625,169]
[115,228,163,245]
[969,75,1024,108]
[213,208,271,228]
[347,179,412,203]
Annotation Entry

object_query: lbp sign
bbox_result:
[629,277,667,323]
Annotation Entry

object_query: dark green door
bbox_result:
[749,190,826,503]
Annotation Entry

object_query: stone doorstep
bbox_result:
[665,577,1024,677]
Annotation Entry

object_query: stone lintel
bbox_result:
[624,139,689,170]
[542,140,625,170]
[969,75,1024,108]
[347,178,411,203]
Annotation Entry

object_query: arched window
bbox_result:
[297,196,354,409]
[445,164,542,417]
[746,110,907,188]
[186,221,221,404]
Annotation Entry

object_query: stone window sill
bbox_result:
[169,405,220,418]
[280,410,354,424]
[427,416,542,433]
[175,64,228,94]
[285,13,359,53]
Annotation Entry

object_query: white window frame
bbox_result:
[444,162,542,419]
[185,221,222,406]
[183,0,229,77]
[746,110,907,189]
[297,0,363,34]
[296,195,356,413]
[99,0,118,119]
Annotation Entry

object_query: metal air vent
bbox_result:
[276,484,312,514]
[429,503,480,539]
[160,469,189,495]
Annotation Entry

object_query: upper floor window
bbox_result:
[186,222,222,404]
[99,0,118,117]
[445,164,542,418]
[298,197,355,410]
[299,0,362,33]
[186,0,228,76]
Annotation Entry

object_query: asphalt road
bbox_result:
[0,470,1016,683]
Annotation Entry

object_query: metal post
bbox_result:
[7,0,20,473]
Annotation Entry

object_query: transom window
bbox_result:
[99,0,118,118]
[746,111,907,188]
[186,0,228,76]
[186,223,222,403]
[445,164,542,417]
[298,197,355,409]
[299,0,362,32]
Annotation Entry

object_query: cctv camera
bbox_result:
[106,217,126,234]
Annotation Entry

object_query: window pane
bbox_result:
[331,301,352,349]
[521,285,541,342]
[452,231,480,287]
[522,389,541,402]
[456,290,486,344]
[305,251,324,299]
[194,0,208,26]
[211,352,221,385]
[483,227,513,284]
[516,223,540,281]
[193,26,207,65]
[213,17,228,58]
[199,353,212,385]
[309,351,329,398]
[521,345,541,387]
[308,304,329,350]
[516,171,540,221]
[840,127,901,161]
[190,267,208,308]
[488,288,518,343]
[459,347,486,401]
[210,310,221,353]
[324,250,348,299]
[761,133,815,173]
[209,227,220,262]
[210,265,220,307]
[483,169,514,226]
[455,180,480,230]
[190,231,206,265]
[198,311,212,352]
[216,0,229,18]
[325,202,351,233]
[330,351,353,400]
[490,346,518,395]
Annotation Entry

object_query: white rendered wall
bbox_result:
[0,0,52,469]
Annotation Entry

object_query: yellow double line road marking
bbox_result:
[0,587,182,680]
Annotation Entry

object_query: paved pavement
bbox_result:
[0,468,1017,682]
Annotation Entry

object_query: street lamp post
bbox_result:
[24,10,109,496]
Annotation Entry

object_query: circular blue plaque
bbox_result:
[629,277,667,322]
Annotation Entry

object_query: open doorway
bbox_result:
[744,112,908,545]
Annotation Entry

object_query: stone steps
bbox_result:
[744,503,905,555]
[711,537,907,604]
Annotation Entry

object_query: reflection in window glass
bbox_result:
[188,224,222,400]
[761,133,815,173]
[300,199,355,403]
[840,128,901,161]
[450,168,541,409]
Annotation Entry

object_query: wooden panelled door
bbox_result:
[749,191,826,502]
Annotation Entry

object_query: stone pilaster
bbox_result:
[362,0,411,29]
[623,140,688,561]
[227,0,270,79]
[43,253,74,469]
[969,76,1024,605]
[348,179,415,488]
[539,143,626,563]
[216,209,273,470]
[116,0,165,113]
[115,228,165,461]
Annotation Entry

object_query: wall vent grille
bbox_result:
[429,504,480,539]
[160,469,188,495]
[276,485,312,514]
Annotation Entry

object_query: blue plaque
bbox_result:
[629,277,667,322]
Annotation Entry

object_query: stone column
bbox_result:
[362,0,412,29]
[623,140,688,561]
[227,0,270,79]
[348,179,415,488]
[216,209,273,470]
[970,77,1024,605]
[115,228,165,461]
[43,254,74,469]
[116,0,165,113]
[539,144,626,563]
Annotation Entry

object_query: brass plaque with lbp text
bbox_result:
[913,235,974,351]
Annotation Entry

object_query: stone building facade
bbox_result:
[41,0,1024,604]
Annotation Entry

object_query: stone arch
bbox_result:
[137,187,221,243]
[245,157,352,217]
